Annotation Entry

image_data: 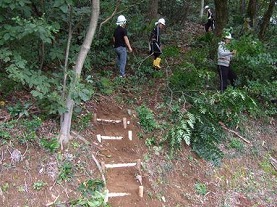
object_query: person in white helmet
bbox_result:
[217,33,237,92]
[149,18,166,69]
[113,15,133,77]
[204,5,214,32]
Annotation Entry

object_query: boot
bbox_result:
[152,59,156,68]
[155,57,161,69]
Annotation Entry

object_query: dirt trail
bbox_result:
[92,97,162,207]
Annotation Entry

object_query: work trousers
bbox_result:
[218,65,237,92]
[150,40,162,59]
[115,46,127,77]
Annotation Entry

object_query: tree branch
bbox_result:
[219,121,251,144]
[98,0,121,35]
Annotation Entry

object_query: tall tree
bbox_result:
[214,0,228,36]
[246,0,258,27]
[200,0,205,18]
[258,0,276,40]
[240,0,246,14]
[148,0,158,20]
[59,0,100,147]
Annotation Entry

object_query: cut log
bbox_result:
[104,190,130,203]
[128,130,132,140]
[97,118,122,123]
[96,134,123,143]
[123,117,127,129]
[139,186,144,197]
[105,162,137,168]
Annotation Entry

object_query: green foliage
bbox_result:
[58,161,73,181]
[40,137,60,153]
[259,156,277,176]
[7,102,32,118]
[145,137,157,148]
[72,112,93,131]
[166,112,196,155]
[70,179,109,207]
[14,117,42,144]
[78,179,104,197]
[33,181,47,191]
[194,182,207,196]
[228,138,244,152]
[136,105,159,133]
[245,80,277,116]
[231,35,276,83]
[162,46,181,58]
[165,89,259,165]
[95,77,114,95]
[70,77,95,104]
[169,63,215,90]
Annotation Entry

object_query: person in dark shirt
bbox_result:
[204,5,214,32]
[149,18,166,69]
[113,15,133,77]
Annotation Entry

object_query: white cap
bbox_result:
[116,15,127,25]
[224,33,232,39]
[155,18,165,26]
[205,5,209,9]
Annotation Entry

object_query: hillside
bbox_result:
[1,21,277,207]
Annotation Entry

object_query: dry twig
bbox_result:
[219,121,251,144]
[92,153,107,187]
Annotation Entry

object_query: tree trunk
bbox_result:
[214,0,228,36]
[59,0,100,147]
[148,0,158,20]
[246,0,257,27]
[200,0,205,18]
[258,0,276,40]
[240,0,246,14]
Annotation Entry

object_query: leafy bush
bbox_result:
[231,35,276,83]
[165,89,260,165]
[70,179,109,207]
[40,137,60,153]
[136,105,159,133]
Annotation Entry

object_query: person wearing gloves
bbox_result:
[149,18,166,69]
[113,15,133,77]
[217,33,237,92]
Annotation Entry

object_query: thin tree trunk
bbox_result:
[258,0,276,40]
[214,0,228,36]
[246,0,257,27]
[148,0,158,20]
[200,0,205,18]
[59,0,100,147]
[240,0,246,15]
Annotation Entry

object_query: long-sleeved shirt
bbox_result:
[217,41,233,67]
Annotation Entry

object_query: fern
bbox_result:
[166,112,196,155]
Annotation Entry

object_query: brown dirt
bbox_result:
[1,94,276,207]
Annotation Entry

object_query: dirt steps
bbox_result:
[93,111,144,205]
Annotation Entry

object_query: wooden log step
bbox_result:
[97,134,123,143]
[93,113,129,129]
[101,159,141,171]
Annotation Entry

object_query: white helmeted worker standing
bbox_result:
[113,15,133,77]
[204,5,214,32]
[149,18,166,69]
[217,33,237,92]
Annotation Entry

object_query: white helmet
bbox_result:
[158,18,165,25]
[116,15,127,25]
[224,33,232,39]
[205,5,209,9]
